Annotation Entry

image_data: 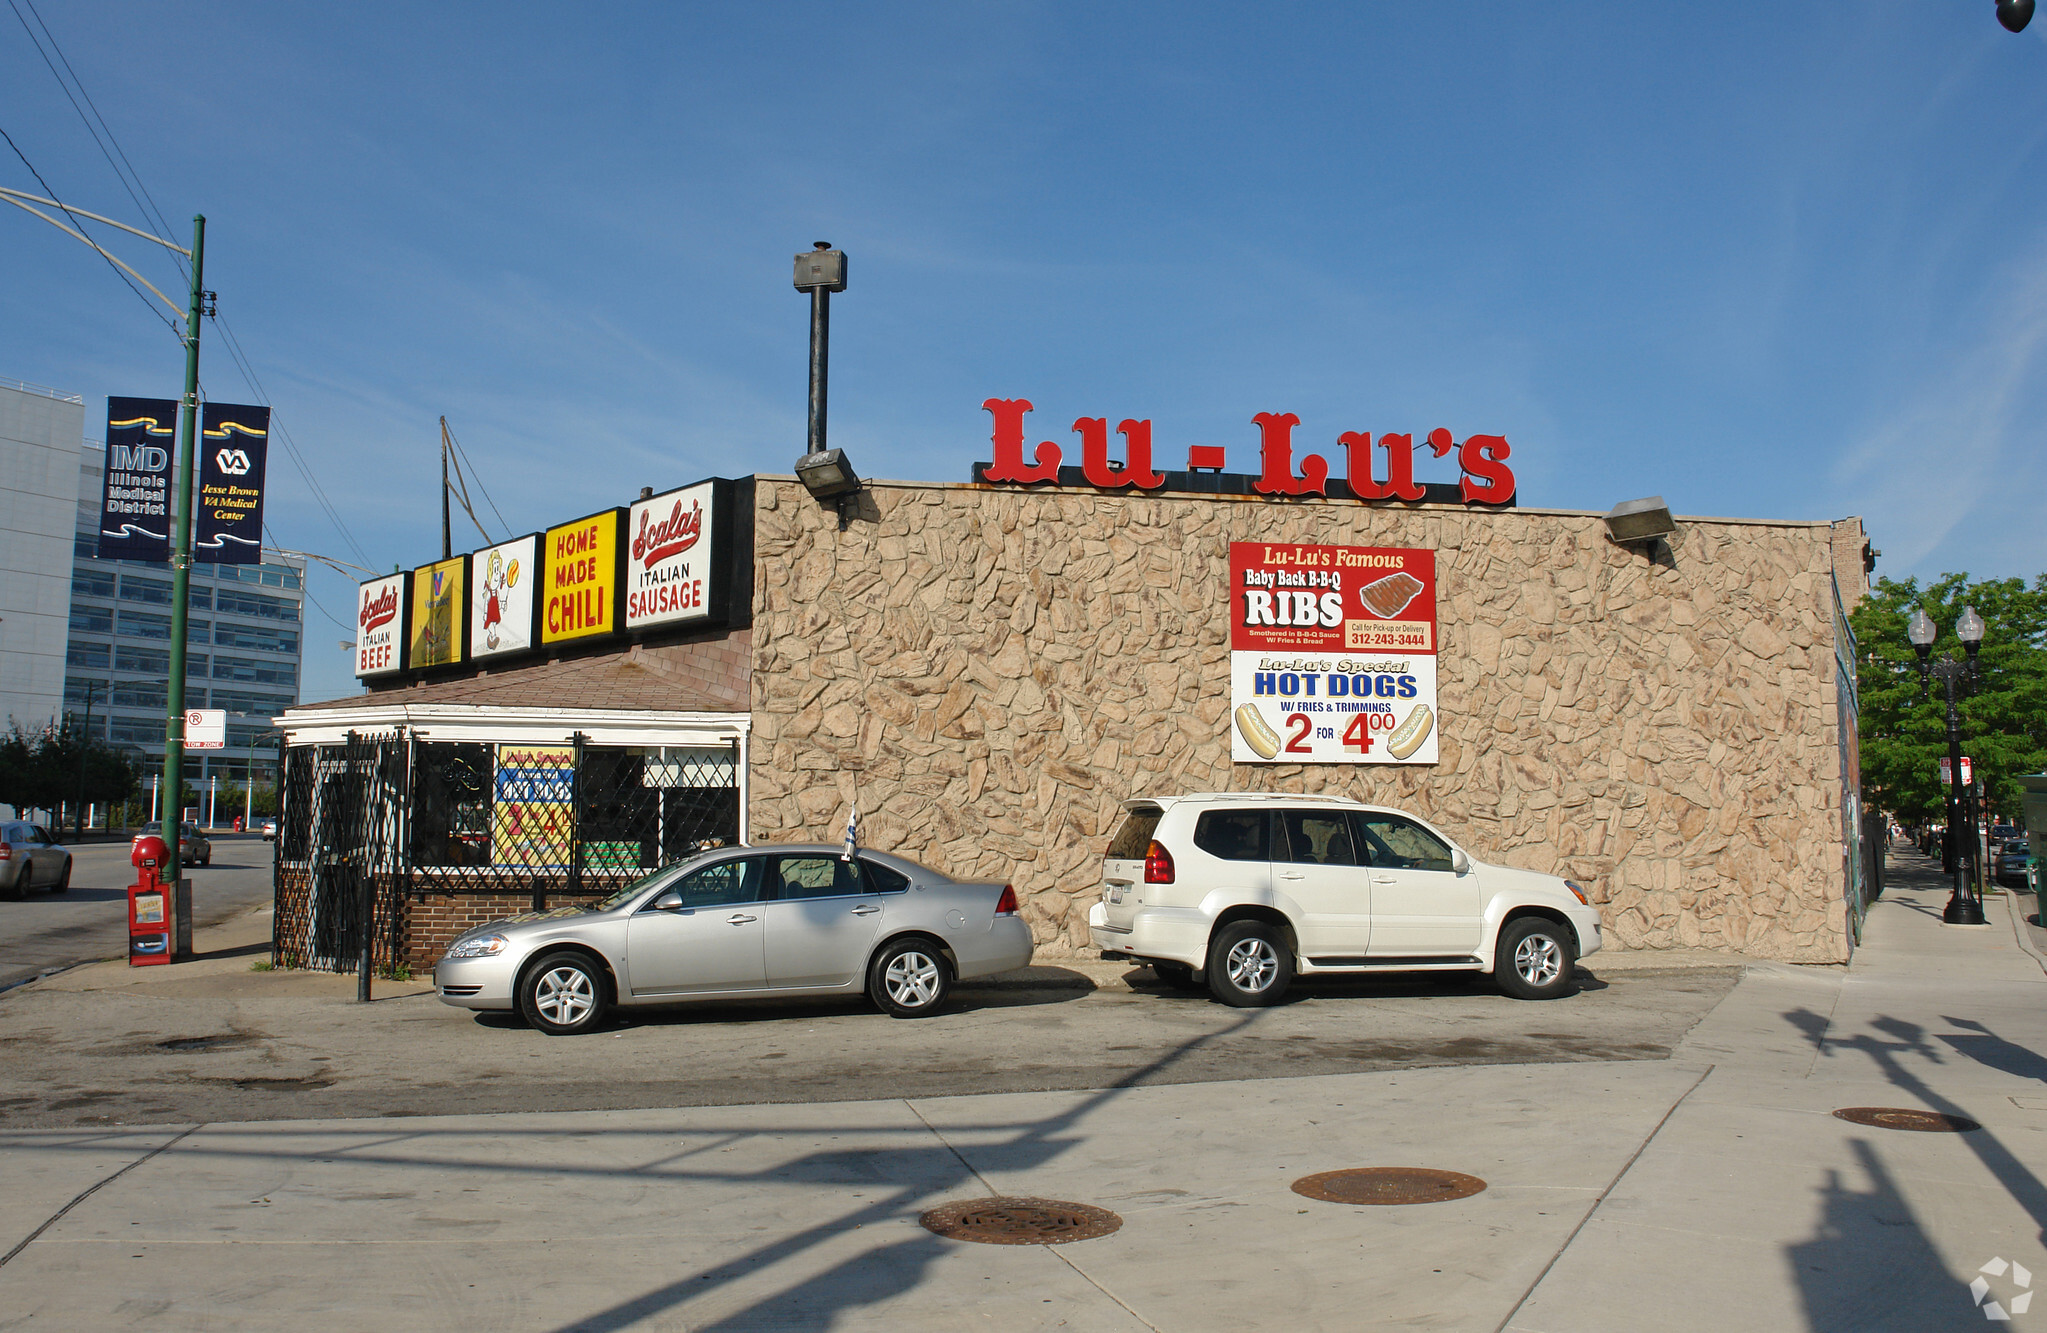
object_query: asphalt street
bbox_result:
[1,850,2040,1332]
[0,834,277,992]
[0,901,1739,1127]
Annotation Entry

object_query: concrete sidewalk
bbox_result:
[2,851,2042,1331]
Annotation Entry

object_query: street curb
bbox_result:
[0,961,94,997]
[2007,889,2047,977]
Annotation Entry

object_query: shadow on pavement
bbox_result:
[1785,1006,2047,1247]
[1787,1139,1962,1333]
[558,1009,1266,1331]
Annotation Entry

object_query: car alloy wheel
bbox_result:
[886,950,941,1007]
[1494,917,1575,1000]
[1514,933,1563,988]
[1226,937,1279,993]
[534,966,595,1025]
[519,951,608,1035]
[1205,920,1294,1007]
[870,937,953,1018]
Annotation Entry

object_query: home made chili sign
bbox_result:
[1228,542,1439,766]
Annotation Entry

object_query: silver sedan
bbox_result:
[434,845,1035,1034]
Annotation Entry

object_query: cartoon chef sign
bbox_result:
[470,534,538,659]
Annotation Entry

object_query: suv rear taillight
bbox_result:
[0,844,10,860]
[995,885,1019,915]
[1144,840,1174,884]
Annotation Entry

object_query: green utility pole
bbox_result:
[162,214,206,882]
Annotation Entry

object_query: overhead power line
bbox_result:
[0,123,178,334]
[7,0,185,276]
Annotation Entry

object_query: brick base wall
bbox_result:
[406,889,611,971]
[276,868,615,974]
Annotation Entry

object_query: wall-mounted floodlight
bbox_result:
[795,447,861,502]
[1602,496,1678,549]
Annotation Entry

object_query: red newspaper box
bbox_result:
[129,835,171,966]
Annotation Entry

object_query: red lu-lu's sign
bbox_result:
[978,398,1516,504]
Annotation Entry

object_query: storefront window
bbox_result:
[410,742,494,867]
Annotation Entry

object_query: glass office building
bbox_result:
[64,442,306,800]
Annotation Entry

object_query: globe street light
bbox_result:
[1909,605,1987,925]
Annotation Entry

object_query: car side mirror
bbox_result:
[1451,848,1472,875]
[648,889,685,911]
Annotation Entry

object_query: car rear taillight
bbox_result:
[995,885,1018,915]
[0,844,10,860]
[1144,840,1174,884]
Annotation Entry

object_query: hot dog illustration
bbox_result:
[1386,704,1434,759]
[1234,703,1282,759]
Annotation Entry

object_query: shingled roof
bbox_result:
[292,634,751,715]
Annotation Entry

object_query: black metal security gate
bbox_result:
[276,731,742,973]
[406,737,739,904]
[275,731,405,973]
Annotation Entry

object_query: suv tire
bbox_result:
[1493,917,1576,1000]
[1206,920,1293,1007]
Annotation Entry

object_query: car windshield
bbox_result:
[590,857,701,912]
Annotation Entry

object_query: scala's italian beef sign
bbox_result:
[1228,543,1439,765]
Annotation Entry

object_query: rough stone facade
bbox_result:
[747,478,1856,964]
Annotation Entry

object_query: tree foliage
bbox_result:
[1850,573,2047,826]
[0,720,141,821]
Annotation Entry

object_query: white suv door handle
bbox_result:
[1371,877,1396,885]
[1280,872,1305,881]
[850,904,880,916]
[726,912,757,925]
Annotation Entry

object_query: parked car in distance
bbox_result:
[0,822,73,898]
[132,823,211,867]
[260,817,278,842]
[1088,793,1604,1006]
[1994,839,2032,888]
[434,844,1034,1035]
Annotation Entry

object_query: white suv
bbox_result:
[1086,793,1603,1006]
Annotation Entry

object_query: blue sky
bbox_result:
[4,2,2045,705]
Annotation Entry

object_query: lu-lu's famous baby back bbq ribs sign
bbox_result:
[971,399,1516,506]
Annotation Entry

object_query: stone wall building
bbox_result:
[279,472,1870,970]
[746,479,1867,964]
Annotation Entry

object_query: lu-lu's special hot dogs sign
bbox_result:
[972,400,1516,505]
[1228,542,1439,766]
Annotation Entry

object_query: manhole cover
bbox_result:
[1832,1107,1981,1133]
[1292,1167,1488,1206]
[919,1197,1122,1245]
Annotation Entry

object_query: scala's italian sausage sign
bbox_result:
[1228,542,1439,765]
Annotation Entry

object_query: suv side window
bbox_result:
[1278,810,1359,866]
[1193,809,1269,861]
[1353,814,1454,873]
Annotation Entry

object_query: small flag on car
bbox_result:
[843,801,859,861]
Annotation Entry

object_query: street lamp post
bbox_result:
[1908,605,1987,925]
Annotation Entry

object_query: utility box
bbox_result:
[793,247,847,292]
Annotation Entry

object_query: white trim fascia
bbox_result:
[275,702,751,748]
